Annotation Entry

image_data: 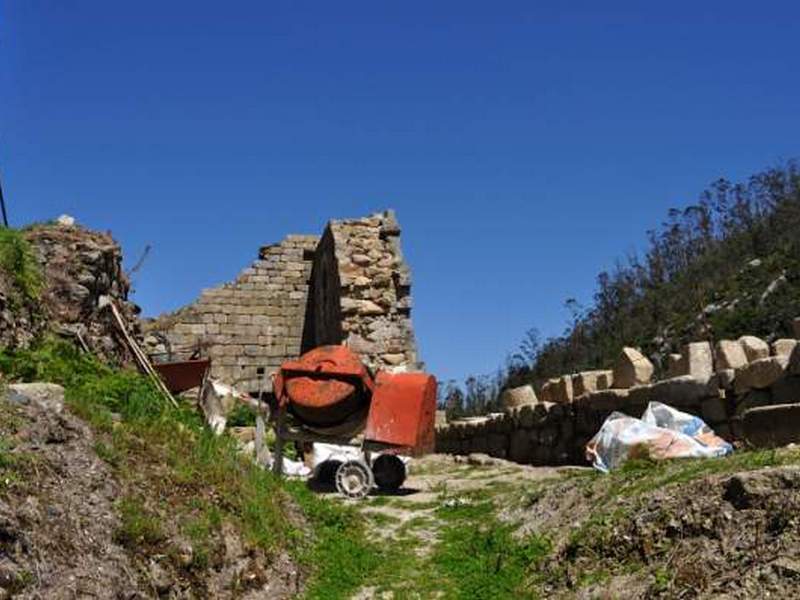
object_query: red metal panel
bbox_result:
[365,372,438,455]
[153,359,210,394]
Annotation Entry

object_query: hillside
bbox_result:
[445,163,800,416]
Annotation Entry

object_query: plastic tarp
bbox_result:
[586,401,733,472]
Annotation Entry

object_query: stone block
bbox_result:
[501,385,537,411]
[683,342,714,377]
[790,345,800,376]
[551,376,574,403]
[717,368,736,390]
[772,338,798,358]
[613,347,654,388]
[735,389,772,417]
[584,388,629,412]
[701,396,728,424]
[649,375,718,409]
[770,376,800,405]
[626,384,652,407]
[742,404,800,448]
[509,429,533,463]
[739,335,770,362]
[734,356,788,394]
[573,370,613,396]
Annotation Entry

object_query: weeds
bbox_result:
[0,228,43,305]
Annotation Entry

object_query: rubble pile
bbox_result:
[437,328,800,465]
[0,220,140,362]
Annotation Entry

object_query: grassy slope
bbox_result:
[0,340,382,598]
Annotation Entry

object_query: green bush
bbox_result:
[0,228,43,305]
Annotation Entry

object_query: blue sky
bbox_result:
[2,1,799,384]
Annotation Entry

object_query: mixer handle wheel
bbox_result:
[335,460,374,499]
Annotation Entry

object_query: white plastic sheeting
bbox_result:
[586,401,733,473]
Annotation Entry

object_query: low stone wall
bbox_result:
[437,333,800,465]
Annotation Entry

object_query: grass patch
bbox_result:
[0,338,381,597]
[115,496,166,549]
[0,228,43,306]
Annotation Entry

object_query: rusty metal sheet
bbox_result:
[365,372,437,455]
[153,359,210,394]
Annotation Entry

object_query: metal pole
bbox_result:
[0,170,8,227]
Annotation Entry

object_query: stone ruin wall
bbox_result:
[302,211,418,373]
[436,326,800,466]
[146,211,418,394]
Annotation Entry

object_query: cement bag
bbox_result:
[586,401,733,473]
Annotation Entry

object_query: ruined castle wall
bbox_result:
[147,211,420,392]
[303,211,419,372]
[147,235,318,393]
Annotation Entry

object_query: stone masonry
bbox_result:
[437,327,800,465]
[146,211,418,394]
[303,211,418,373]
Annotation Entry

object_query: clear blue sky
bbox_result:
[2,2,799,384]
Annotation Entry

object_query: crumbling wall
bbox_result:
[147,210,420,392]
[303,211,418,372]
[146,235,318,393]
[5,222,141,363]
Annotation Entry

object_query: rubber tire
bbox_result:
[372,454,406,492]
[335,460,374,499]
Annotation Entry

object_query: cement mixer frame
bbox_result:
[271,346,437,499]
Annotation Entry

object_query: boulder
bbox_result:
[573,370,613,396]
[683,342,714,377]
[7,383,65,414]
[649,375,719,409]
[613,347,654,388]
[770,376,800,405]
[742,404,800,448]
[739,335,770,362]
[734,356,789,394]
[772,338,798,358]
[716,340,748,370]
[551,375,574,403]
[500,385,537,411]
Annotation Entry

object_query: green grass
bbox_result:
[115,496,166,548]
[0,338,380,597]
[0,228,43,306]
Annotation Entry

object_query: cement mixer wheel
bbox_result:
[373,454,406,492]
[335,460,374,499]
